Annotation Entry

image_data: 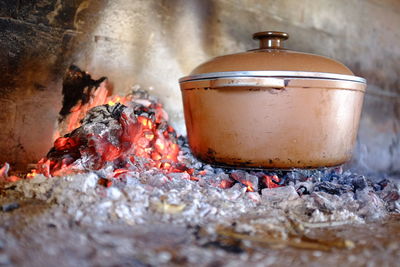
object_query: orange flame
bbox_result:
[27,170,38,179]
[242,180,255,192]
[263,174,281,188]
[108,96,121,106]
[16,80,221,188]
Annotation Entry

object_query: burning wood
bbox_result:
[35,93,183,179]
[230,170,258,192]
[59,65,107,119]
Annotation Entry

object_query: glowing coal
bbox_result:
[32,90,183,181]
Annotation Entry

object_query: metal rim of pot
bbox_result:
[179,71,366,84]
[180,71,367,93]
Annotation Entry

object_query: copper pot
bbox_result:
[179,31,366,169]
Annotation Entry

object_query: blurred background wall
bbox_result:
[0,0,399,175]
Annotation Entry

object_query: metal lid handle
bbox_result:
[252,31,289,49]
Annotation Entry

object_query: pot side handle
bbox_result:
[210,77,285,89]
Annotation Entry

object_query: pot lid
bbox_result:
[181,31,366,84]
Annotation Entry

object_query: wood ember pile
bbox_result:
[0,66,398,224]
[3,82,398,225]
[0,67,399,266]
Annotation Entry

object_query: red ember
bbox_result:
[28,87,191,181]
[263,174,281,188]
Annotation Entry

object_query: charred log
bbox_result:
[59,65,107,119]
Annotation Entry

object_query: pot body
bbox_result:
[180,77,366,169]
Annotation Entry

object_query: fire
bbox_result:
[242,180,255,192]
[98,177,112,187]
[108,96,121,106]
[24,86,188,179]
[190,176,199,181]
[138,116,149,127]
[144,131,154,141]
[219,180,234,189]
[27,169,38,178]
[151,152,162,161]
[155,139,165,152]
[57,84,131,137]
[113,168,129,177]
[263,174,281,188]
[54,137,79,151]
[161,162,171,170]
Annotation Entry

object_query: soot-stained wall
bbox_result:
[0,0,399,174]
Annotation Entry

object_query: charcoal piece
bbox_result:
[131,88,150,99]
[355,188,386,219]
[230,171,258,191]
[373,179,389,191]
[81,104,126,124]
[382,191,400,202]
[351,175,368,191]
[59,65,107,119]
[202,173,234,189]
[296,185,309,196]
[131,104,154,118]
[314,181,353,195]
[379,182,400,212]
[283,171,301,182]
[108,103,126,119]
[2,202,19,212]
[225,183,247,200]
[319,173,331,182]
[336,173,365,186]
[45,105,129,173]
[261,186,299,203]
[247,191,261,203]
[157,122,169,133]
[167,172,191,181]
[146,173,169,187]
[230,170,246,182]
[310,192,342,212]
[295,181,314,195]
[284,170,310,183]
[79,110,122,146]
[269,172,286,186]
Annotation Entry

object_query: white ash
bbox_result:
[13,149,399,233]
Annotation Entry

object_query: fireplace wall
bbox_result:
[0,0,399,175]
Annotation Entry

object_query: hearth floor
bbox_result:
[0,182,399,267]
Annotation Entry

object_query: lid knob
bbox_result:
[252,31,289,49]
